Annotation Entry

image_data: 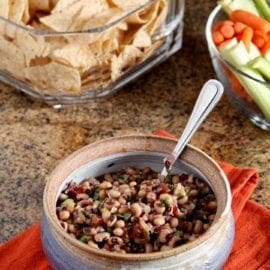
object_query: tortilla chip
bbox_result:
[23,61,81,93]
[0,36,25,76]
[133,29,152,48]
[8,0,28,22]
[28,0,50,12]
[111,45,143,81]
[49,0,59,9]
[14,30,49,66]
[109,0,150,10]
[22,0,30,24]
[0,0,9,18]
[39,5,81,32]
[44,0,110,32]
[50,43,98,71]
[144,0,168,35]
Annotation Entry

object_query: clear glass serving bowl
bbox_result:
[0,0,185,107]
[205,5,270,131]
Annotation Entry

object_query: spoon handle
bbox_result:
[160,79,224,179]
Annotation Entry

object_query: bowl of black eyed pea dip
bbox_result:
[42,135,234,270]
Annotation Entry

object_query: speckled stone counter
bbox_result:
[0,0,269,243]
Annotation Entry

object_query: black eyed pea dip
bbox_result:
[56,167,217,253]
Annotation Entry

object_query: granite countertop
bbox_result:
[0,0,269,243]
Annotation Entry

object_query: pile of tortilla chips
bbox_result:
[0,0,168,95]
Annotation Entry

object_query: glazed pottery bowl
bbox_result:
[42,135,234,270]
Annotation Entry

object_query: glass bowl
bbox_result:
[0,0,185,107]
[205,5,270,131]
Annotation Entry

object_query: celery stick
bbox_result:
[220,41,250,66]
[254,0,270,20]
[218,0,261,15]
[249,57,270,80]
[265,51,270,61]
[235,67,270,120]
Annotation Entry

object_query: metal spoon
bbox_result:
[160,79,224,180]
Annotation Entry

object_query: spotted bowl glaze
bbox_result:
[41,135,234,270]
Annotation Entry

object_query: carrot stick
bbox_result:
[234,22,246,34]
[220,24,235,39]
[240,27,254,50]
[213,20,234,32]
[212,31,224,45]
[253,35,265,48]
[254,30,268,41]
[230,9,270,33]
[261,39,270,54]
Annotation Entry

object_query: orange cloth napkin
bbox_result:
[0,130,269,270]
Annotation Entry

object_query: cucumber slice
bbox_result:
[249,57,270,80]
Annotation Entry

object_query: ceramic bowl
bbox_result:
[42,135,234,270]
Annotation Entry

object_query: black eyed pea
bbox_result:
[68,224,77,233]
[189,234,198,241]
[129,181,137,187]
[189,189,198,197]
[154,200,166,214]
[170,217,179,228]
[160,245,172,251]
[138,189,147,198]
[168,235,181,247]
[59,193,68,201]
[59,210,70,221]
[130,203,143,217]
[146,191,157,203]
[142,167,151,175]
[60,221,68,231]
[99,181,113,189]
[178,195,188,205]
[145,243,153,253]
[104,174,114,182]
[99,189,107,200]
[115,219,125,228]
[107,189,121,199]
[118,205,129,214]
[158,228,173,243]
[207,200,217,210]
[88,240,99,249]
[187,174,194,183]
[172,175,180,184]
[76,193,89,200]
[153,215,166,226]
[193,220,203,234]
[108,236,124,246]
[94,232,110,242]
[118,195,127,205]
[113,227,124,237]
[118,184,130,193]
[101,208,111,223]
[125,167,136,175]
[107,215,117,227]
